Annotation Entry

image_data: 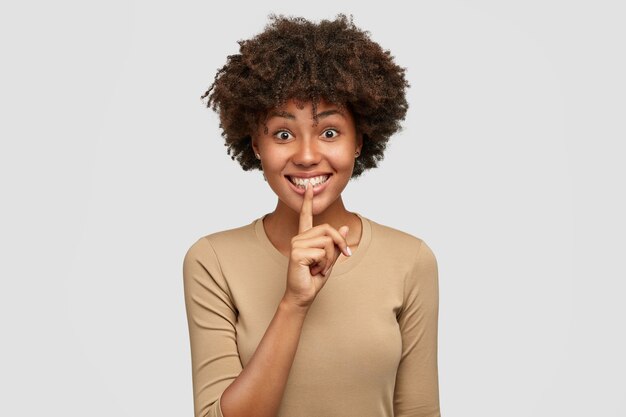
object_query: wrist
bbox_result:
[279,296,310,317]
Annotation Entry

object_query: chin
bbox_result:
[288,194,327,214]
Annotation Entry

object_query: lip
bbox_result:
[285,172,332,178]
[285,174,332,196]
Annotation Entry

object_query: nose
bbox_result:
[291,135,321,167]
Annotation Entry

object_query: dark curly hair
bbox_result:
[201,13,410,178]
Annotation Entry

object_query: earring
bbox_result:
[355,151,360,158]
[255,153,261,160]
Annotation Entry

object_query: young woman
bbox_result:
[183,14,441,417]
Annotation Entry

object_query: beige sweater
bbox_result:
[183,212,441,417]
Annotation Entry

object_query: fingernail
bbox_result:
[346,246,352,256]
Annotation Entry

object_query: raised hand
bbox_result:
[283,181,352,309]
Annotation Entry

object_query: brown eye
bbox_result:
[274,130,293,141]
[323,129,339,139]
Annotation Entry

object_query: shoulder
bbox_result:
[365,216,438,280]
[183,220,260,292]
[367,217,432,257]
[184,219,257,263]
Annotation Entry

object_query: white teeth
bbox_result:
[289,175,329,188]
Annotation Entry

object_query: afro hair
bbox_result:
[201,13,410,178]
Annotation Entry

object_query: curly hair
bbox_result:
[201,13,410,178]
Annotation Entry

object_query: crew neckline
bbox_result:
[254,212,372,276]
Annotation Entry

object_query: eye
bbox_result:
[273,130,293,141]
[322,129,339,139]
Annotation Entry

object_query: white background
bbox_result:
[1,0,625,416]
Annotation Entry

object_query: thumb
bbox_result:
[339,225,349,239]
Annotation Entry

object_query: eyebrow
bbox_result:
[267,109,345,121]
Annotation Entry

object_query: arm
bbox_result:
[217,182,347,417]
[220,298,307,417]
[183,184,346,417]
[183,237,309,417]
[393,240,441,417]
[183,237,239,417]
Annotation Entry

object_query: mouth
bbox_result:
[284,174,332,196]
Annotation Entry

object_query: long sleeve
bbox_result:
[183,237,242,417]
[393,239,441,417]
[182,216,440,417]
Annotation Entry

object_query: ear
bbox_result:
[356,132,364,154]
[251,134,258,156]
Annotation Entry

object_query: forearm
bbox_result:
[219,297,308,417]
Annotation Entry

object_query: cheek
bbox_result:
[327,148,357,170]
[260,149,289,172]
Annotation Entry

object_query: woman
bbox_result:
[183,14,441,417]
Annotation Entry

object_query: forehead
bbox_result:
[265,98,350,122]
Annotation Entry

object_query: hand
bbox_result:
[283,181,352,309]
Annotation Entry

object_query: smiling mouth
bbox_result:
[285,174,331,189]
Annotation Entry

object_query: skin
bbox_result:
[251,98,364,268]
[219,99,365,417]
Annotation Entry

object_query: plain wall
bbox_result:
[1,0,624,415]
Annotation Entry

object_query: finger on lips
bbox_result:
[298,181,313,234]
[297,180,352,277]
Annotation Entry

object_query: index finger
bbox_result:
[298,181,313,233]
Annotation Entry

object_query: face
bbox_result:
[252,98,363,216]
